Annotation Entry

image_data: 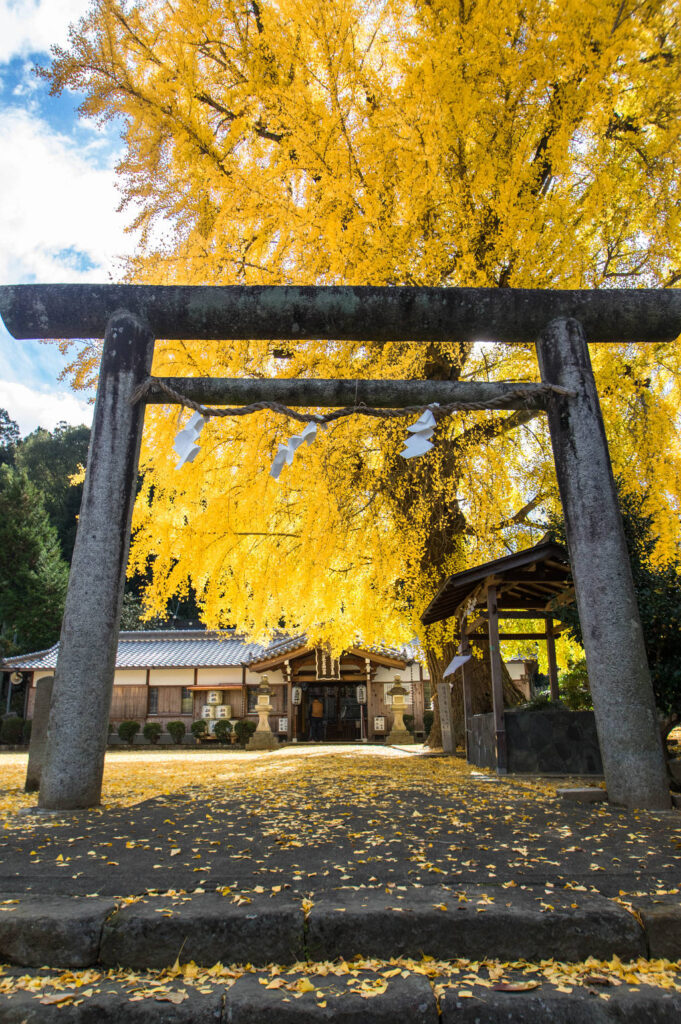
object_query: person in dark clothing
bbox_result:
[309,695,324,741]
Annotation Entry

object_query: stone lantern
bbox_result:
[247,674,277,750]
[386,675,414,745]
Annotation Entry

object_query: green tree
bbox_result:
[119,591,148,631]
[0,467,69,658]
[0,409,19,468]
[558,658,593,712]
[15,422,90,562]
[549,488,681,749]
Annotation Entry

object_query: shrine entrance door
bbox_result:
[306,684,363,741]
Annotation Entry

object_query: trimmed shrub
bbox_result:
[143,721,162,744]
[522,692,563,711]
[166,721,186,744]
[403,714,415,734]
[234,719,257,746]
[22,719,32,744]
[1,716,25,745]
[191,719,208,739]
[118,720,140,745]
[423,710,434,736]
[214,719,233,744]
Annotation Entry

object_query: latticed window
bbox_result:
[148,687,159,715]
[181,687,193,714]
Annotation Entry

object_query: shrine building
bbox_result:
[3,630,428,743]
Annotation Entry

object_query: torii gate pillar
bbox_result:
[536,318,670,810]
[39,311,154,809]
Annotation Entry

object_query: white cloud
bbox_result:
[0,106,136,285]
[0,1,92,64]
[0,4,138,436]
[0,377,92,434]
[10,60,41,100]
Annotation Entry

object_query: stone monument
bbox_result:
[247,675,277,750]
[25,676,54,792]
[386,676,414,745]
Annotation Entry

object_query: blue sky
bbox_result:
[0,1,136,434]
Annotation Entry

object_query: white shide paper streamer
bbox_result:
[174,403,439,476]
[270,421,324,480]
[174,411,206,468]
[400,407,437,459]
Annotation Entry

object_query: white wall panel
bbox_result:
[113,669,147,686]
[149,668,193,686]
[197,667,242,685]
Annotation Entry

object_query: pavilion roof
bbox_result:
[246,638,409,672]
[420,539,572,626]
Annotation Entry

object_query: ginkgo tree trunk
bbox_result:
[45,1,681,672]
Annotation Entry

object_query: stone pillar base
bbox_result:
[247,731,278,751]
[387,730,414,745]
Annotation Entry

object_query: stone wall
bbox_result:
[467,712,496,770]
[468,708,603,775]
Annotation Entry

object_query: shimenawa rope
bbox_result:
[130,378,574,425]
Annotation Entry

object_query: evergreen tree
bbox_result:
[0,467,69,658]
[15,422,90,562]
[0,409,19,468]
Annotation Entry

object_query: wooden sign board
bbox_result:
[437,683,455,755]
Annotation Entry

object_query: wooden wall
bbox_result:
[368,680,425,738]
[25,670,423,741]
[109,685,147,720]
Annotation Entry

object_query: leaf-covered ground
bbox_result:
[1,746,680,1006]
[1,953,681,1008]
[0,746,679,899]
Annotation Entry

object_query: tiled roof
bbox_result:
[3,631,266,672]
[4,643,60,671]
[2,631,420,673]
[247,635,414,669]
[249,635,310,662]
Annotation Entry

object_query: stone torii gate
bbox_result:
[0,284,678,812]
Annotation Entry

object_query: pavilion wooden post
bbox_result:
[285,661,293,742]
[486,586,507,773]
[546,619,559,701]
[38,311,155,810]
[536,317,670,810]
[460,618,473,762]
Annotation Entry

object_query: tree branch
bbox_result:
[450,408,541,453]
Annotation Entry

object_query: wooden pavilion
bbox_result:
[421,539,573,772]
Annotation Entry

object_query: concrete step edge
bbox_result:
[1,970,681,1023]
[0,888,679,969]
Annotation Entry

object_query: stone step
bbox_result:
[1,886,679,971]
[1,970,681,1023]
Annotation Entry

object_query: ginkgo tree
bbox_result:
[46,0,681,677]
